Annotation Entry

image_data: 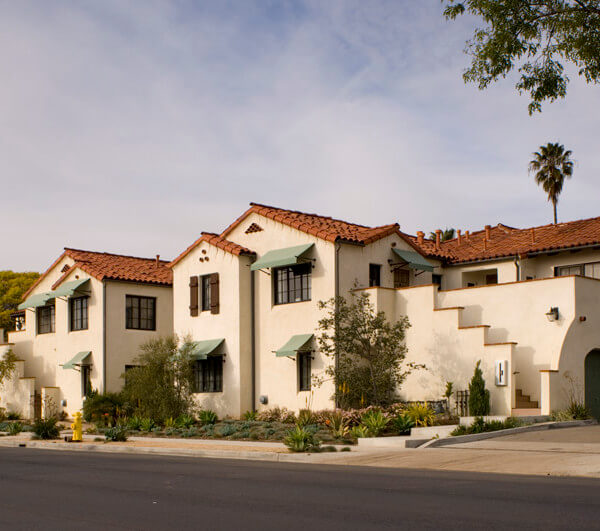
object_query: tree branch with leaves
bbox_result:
[442,0,600,113]
[316,291,423,408]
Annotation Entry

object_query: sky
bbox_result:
[2,1,599,271]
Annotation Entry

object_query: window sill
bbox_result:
[273,299,312,307]
[192,391,223,395]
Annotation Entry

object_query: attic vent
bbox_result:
[61,264,71,273]
[245,223,263,234]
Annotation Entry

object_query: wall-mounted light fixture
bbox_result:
[546,307,559,322]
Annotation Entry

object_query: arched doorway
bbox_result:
[585,350,600,419]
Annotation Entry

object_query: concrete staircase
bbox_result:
[512,388,541,416]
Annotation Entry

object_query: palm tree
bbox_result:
[429,228,456,242]
[529,143,574,224]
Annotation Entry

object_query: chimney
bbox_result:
[435,229,442,250]
[484,238,488,250]
[485,225,491,240]
[155,254,160,266]
[465,230,470,240]
[457,229,462,245]
[531,227,535,243]
[417,231,424,245]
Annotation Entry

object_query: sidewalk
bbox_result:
[2,425,600,477]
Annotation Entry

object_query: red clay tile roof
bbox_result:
[411,217,600,264]
[221,202,416,247]
[23,248,172,298]
[169,232,255,268]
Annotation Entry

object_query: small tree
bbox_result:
[0,349,17,418]
[317,291,419,408]
[121,335,196,422]
[468,360,490,416]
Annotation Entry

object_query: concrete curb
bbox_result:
[420,419,597,448]
[0,438,355,464]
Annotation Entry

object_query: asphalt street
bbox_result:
[1,448,599,530]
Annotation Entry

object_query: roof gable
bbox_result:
[169,233,255,268]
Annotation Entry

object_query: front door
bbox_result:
[585,350,600,419]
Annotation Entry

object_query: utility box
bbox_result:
[495,360,508,386]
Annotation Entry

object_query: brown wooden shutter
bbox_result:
[210,273,220,314]
[189,276,199,317]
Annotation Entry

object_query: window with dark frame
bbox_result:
[126,295,156,330]
[298,352,311,391]
[393,268,410,288]
[37,304,55,334]
[193,355,223,393]
[369,264,381,287]
[273,263,311,305]
[81,365,92,397]
[70,296,89,331]
[201,275,211,311]
[555,263,600,279]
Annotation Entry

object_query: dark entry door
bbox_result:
[585,350,600,419]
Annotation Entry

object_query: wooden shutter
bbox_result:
[189,276,199,316]
[210,273,220,314]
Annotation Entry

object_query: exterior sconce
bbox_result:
[546,307,559,322]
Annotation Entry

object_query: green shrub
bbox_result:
[468,360,490,416]
[164,417,176,428]
[140,418,155,432]
[405,403,435,427]
[568,401,590,420]
[256,407,296,423]
[391,413,415,435]
[105,426,128,442]
[33,417,60,440]
[82,391,124,426]
[176,414,196,428]
[297,409,314,427]
[360,410,389,436]
[120,335,196,423]
[198,409,218,425]
[215,424,237,437]
[7,411,20,421]
[284,425,320,452]
[451,424,468,436]
[127,416,143,431]
[451,417,523,436]
[350,425,370,438]
[320,445,337,452]
[0,421,10,431]
[341,446,352,452]
[8,421,23,435]
[325,411,349,438]
[243,410,257,421]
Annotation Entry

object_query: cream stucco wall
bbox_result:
[104,281,173,393]
[7,261,173,415]
[172,240,252,418]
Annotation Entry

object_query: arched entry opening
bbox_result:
[585,350,600,419]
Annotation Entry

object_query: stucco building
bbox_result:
[170,203,600,419]
[1,249,172,418]
[3,203,600,420]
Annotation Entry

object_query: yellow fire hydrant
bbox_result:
[71,412,83,442]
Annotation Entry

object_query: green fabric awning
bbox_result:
[250,243,314,271]
[392,248,434,273]
[190,338,225,360]
[63,351,91,370]
[275,334,314,358]
[18,292,55,310]
[53,278,90,298]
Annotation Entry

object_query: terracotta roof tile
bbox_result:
[169,232,255,268]
[221,202,411,247]
[411,217,600,264]
[23,248,173,299]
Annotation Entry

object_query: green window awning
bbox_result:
[392,248,434,273]
[275,334,314,358]
[250,243,314,271]
[63,351,92,370]
[18,292,56,310]
[189,338,225,360]
[53,278,90,298]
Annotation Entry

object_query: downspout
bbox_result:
[102,280,107,394]
[334,241,341,408]
[514,255,521,282]
[250,268,256,412]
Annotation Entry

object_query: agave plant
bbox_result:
[283,425,319,452]
[391,414,415,435]
[198,409,218,426]
[163,417,176,428]
[139,418,155,432]
[127,415,143,431]
[176,414,196,429]
[325,411,349,438]
[296,408,314,427]
[405,403,435,427]
[243,410,257,421]
[360,410,389,437]
[350,425,370,439]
